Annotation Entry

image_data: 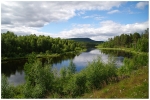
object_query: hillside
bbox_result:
[68,38,104,43]
[81,66,148,98]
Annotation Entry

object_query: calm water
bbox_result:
[1,49,132,86]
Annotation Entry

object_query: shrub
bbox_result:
[84,56,117,90]
[23,53,54,98]
[1,74,14,98]
[118,54,148,76]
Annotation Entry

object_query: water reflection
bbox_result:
[8,71,25,86]
[2,60,26,77]
[73,49,107,71]
[2,49,128,85]
[100,49,133,58]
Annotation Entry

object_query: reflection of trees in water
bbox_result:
[2,60,26,77]
[40,53,77,65]
[100,49,133,58]
[2,52,78,77]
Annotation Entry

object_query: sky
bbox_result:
[1,1,149,41]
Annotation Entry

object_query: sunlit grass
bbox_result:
[97,47,148,55]
[81,66,148,98]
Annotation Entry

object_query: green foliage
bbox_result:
[23,54,54,98]
[67,59,76,75]
[1,74,15,98]
[136,37,148,52]
[74,73,87,96]
[1,31,85,59]
[118,53,148,76]
[50,57,118,98]
[2,47,148,98]
[62,72,87,97]
[81,66,148,98]
[68,38,103,48]
[13,84,25,98]
[60,67,67,79]
[100,29,148,52]
[84,56,117,90]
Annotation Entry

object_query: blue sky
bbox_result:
[1,1,149,41]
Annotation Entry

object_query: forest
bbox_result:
[1,31,86,59]
[99,28,149,52]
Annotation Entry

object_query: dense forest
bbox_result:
[99,28,149,52]
[1,31,86,59]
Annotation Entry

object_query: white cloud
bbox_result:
[1,1,126,38]
[1,1,125,28]
[76,11,85,16]
[82,14,105,20]
[72,24,92,28]
[1,25,57,37]
[58,20,148,41]
[1,1,148,42]
[107,10,120,14]
[2,20,148,41]
[136,1,148,9]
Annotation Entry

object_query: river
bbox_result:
[1,49,133,86]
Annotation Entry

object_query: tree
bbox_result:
[133,32,141,44]
[1,74,14,98]
[136,37,148,52]
[67,59,76,75]
[24,53,54,98]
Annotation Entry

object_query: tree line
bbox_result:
[100,28,149,52]
[2,31,85,59]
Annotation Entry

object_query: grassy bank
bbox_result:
[96,46,148,55]
[81,66,148,98]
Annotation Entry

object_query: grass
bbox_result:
[81,66,148,98]
[96,47,147,55]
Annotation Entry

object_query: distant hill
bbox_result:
[68,38,104,43]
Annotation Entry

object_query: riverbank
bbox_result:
[2,48,148,98]
[96,46,148,55]
[81,65,148,98]
[2,49,87,62]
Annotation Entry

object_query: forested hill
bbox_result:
[68,38,104,43]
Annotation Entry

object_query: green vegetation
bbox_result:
[99,28,149,52]
[2,51,148,98]
[1,29,148,98]
[81,66,148,98]
[68,38,103,48]
[2,31,85,60]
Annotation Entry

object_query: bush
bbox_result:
[1,74,14,98]
[23,53,54,98]
[84,56,117,90]
[118,54,148,76]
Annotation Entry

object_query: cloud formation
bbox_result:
[82,14,105,20]
[107,10,120,14]
[1,1,124,27]
[136,1,148,9]
[1,1,148,41]
[59,20,148,41]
